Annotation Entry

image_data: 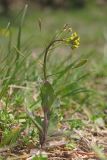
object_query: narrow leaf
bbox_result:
[73,59,87,69]
[26,109,43,134]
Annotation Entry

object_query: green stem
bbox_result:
[43,39,63,80]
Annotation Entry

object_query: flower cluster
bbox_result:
[64,32,80,49]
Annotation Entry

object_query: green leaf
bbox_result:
[32,155,48,160]
[53,59,78,85]
[17,4,28,51]
[16,4,28,64]
[55,82,78,96]
[73,59,87,69]
[69,119,84,129]
[0,127,21,146]
[40,81,55,109]
[27,109,43,134]
[61,88,89,98]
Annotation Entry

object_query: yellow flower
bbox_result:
[64,32,80,49]
[70,32,78,40]
[71,45,79,49]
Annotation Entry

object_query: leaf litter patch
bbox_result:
[0,120,107,160]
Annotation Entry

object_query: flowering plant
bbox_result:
[29,24,87,147]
